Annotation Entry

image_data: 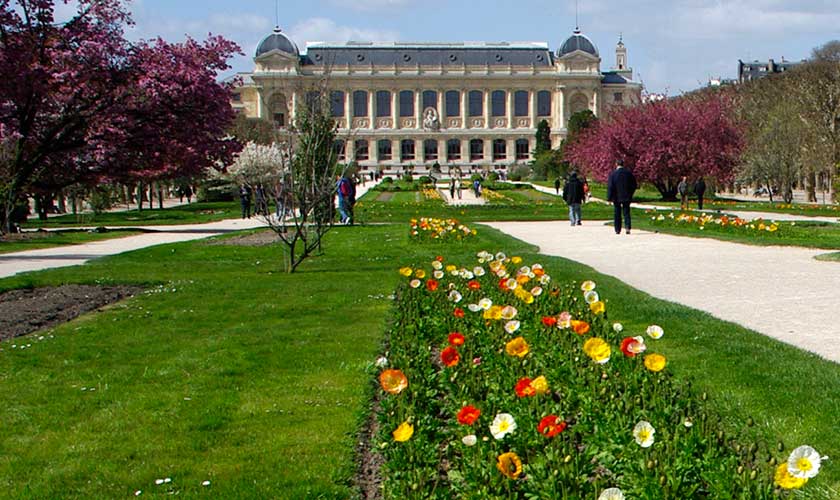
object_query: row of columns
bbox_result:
[343,137,536,164]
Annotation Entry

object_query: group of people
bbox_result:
[678,176,706,210]
[560,160,636,234]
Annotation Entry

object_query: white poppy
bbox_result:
[633,421,655,448]
[598,488,625,500]
[646,325,664,340]
[490,413,517,440]
[461,434,477,446]
[788,445,822,479]
[504,320,520,334]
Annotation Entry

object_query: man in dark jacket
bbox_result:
[694,177,706,210]
[606,160,638,234]
[563,171,585,226]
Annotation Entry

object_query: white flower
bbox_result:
[530,286,543,297]
[584,290,599,304]
[627,336,647,354]
[504,278,518,290]
[519,266,531,275]
[409,279,421,289]
[646,325,664,340]
[461,434,477,446]
[135,491,142,496]
[501,306,518,320]
[478,298,493,310]
[613,322,623,333]
[683,419,693,428]
[461,270,475,280]
[473,266,486,277]
[633,421,656,448]
[155,479,164,485]
[202,481,211,487]
[448,290,463,303]
[374,356,388,368]
[490,413,517,440]
[539,274,551,285]
[504,320,520,334]
[496,269,508,278]
[431,260,443,270]
[433,270,445,279]
[598,488,625,500]
[495,252,507,261]
[468,303,482,312]
[581,280,596,292]
[788,445,822,479]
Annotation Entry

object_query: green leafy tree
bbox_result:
[229,113,278,145]
[535,119,551,156]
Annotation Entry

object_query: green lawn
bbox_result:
[22,201,240,229]
[0,229,142,254]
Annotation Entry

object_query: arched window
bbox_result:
[514,91,529,117]
[570,93,589,114]
[469,139,484,161]
[468,90,483,117]
[493,139,507,161]
[353,91,368,118]
[333,140,346,161]
[422,90,438,112]
[401,140,415,161]
[537,90,551,117]
[354,140,369,161]
[331,91,345,117]
[378,139,392,161]
[515,139,530,160]
[445,91,460,117]
[376,90,392,117]
[447,139,461,161]
[491,90,506,117]
[424,139,438,161]
[269,93,288,127]
[399,90,415,117]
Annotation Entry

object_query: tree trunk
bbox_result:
[57,191,66,213]
[157,184,163,210]
[137,183,143,212]
[806,170,817,202]
[34,195,47,221]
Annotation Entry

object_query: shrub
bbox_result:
[508,164,531,182]
[382,176,394,184]
[418,176,433,185]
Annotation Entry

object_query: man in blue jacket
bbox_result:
[606,159,638,234]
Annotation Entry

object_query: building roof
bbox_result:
[557,30,599,58]
[601,72,629,84]
[301,41,554,67]
[256,27,299,58]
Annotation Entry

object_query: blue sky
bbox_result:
[111,0,840,94]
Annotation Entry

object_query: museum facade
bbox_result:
[230,26,642,168]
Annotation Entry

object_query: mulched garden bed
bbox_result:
[0,284,143,341]
[205,230,281,247]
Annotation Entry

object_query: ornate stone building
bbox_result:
[230,27,641,168]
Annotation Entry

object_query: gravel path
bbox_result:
[487,220,840,363]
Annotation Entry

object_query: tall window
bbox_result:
[613,92,624,103]
[514,90,529,117]
[515,139,530,160]
[537,90,551,117]
[399,90,415,117]
[493,139,507,161]
[447,139,461,161]
[378,139,392,161]
[422,90,438,112]
[491,90,506,117]
[376,90,392,117]
[401,140,415,161]
[445,90,460,117]
[424,140,438,161]
[355,140,369,161]
[470,139,483,161]
[306,91,320,114]
[333,140,346,161]
[468,90,483,117]
[353,91,368,118]
[331,91,345,117]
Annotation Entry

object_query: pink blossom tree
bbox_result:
[0,0,240,230]
[567,92,745,200]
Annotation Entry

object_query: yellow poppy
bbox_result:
[775,463,807,489]
[505,337,530,358]
[399,267,413,277]
[590,301,605,315]
[583,338,611,364]
[393,421,414,442]
[530,375,549,395]
[496,452,522,479]
[644,354,667,372]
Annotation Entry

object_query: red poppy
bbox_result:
[448,332,465,346]
[453,307,465,318]
[435,255,444,262]
[467,280,481,290]
[541,316,558,327]
[426,279,439,291]
[498,278,509,290]
[620,337,641,357]
[441,346,460,367]
[570,320,590,335]
[457,405,481,425]
[514,377,536,397]
[537,415,567,437]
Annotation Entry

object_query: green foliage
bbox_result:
[535,119,552,156]
[507,164,532,182]
[228,113,277,145]
[86,185,117,215]
[530,149,565,181]
[487,171,499,182]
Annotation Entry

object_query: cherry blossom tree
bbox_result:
[567,92,745,200]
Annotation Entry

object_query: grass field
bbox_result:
[1,223,839,497]
[0,229,142,254]
[22,201,239,229]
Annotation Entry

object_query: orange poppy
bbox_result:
[426,279,439,291]
[541,316,558,327]
[457,405,481,425]
[570,320,590,335]
[448,332,465,346]
[537,415,567,437]
[441,346,460,367]
[379,369,408,395]
[515,377,536,397]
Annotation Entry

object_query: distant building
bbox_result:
[228,26,641,168]
[708,77,737,87]
[737,58,803,84]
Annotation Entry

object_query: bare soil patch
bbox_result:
[0,285,143,341]
[206,230,280,247]
[375,192,394,202]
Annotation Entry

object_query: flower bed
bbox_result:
[374,252,823,498]
[647,211,781,235]
[409,217,476,242]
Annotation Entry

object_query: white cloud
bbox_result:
[288,17,399,46]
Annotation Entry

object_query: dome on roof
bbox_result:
[557,29,599,57]
[256,27,299,58]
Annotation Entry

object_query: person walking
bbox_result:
[694,177,706,210]
[337,174,356,225]
[554,177,561,195]
[239,185,252,219]
[678,176,689,210]
[606,159,637,234]
[449,178,455,200]
[455,177,462,199]
[563,171,585,226]
[473,178,481,198]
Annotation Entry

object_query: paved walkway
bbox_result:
[487,220,840,363]
[439,183,486,206]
